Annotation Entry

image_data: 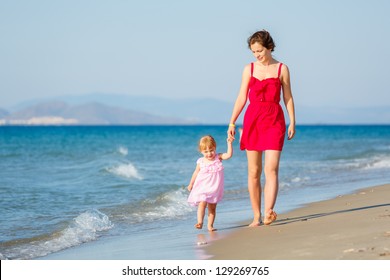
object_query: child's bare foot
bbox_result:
[263,210,277,225]
[208,227,217,232]
[195,223,203,229]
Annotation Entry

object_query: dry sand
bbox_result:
[207,184,390,260]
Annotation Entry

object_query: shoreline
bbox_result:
[206,184,390,260]
[37,183,390,260]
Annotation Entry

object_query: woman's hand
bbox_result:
[227,126,236,141]
[287,124,295,140]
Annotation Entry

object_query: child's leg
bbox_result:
[196,201,207,229]
[207,203,217,231]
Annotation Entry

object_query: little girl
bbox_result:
[187,135,233,231]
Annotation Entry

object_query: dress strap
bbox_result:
[277,63,283,78]
[251,63,254,77]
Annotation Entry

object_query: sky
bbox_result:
[1,0,390,113]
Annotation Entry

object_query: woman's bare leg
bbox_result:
[246,150,263,226]
[263,150,281,224]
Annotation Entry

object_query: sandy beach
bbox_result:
[206,184,390,260]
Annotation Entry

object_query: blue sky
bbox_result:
[1,0,390,112]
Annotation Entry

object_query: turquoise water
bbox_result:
[0,125,389,259]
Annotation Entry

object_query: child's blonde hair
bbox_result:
[198,135,217,151]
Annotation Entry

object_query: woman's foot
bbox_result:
[195,223,203,229]
[208,227,217,232]
[263,210,277,225]
[248,214,262,227]
[248,219,261,227]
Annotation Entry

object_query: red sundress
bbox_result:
[240,62,286,151]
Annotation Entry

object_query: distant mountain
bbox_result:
[1,101,194,125]
[3,93,390,125]
[7,93,235,124]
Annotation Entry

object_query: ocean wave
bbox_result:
[318,152,390,173]
[118,146,128,156]
[363,156,390,170]
[111,187,193,224]
[290,176,311,183]
[106,162,143,180]
[336,155,390,171]
[0,209,113,260]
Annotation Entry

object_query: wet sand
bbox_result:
[206,184,390,260]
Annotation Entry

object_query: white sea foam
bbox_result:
[43,210,113,253]
[364,156,390,170]
[329,154,390,172]
[118,146,128,156]
[107,162,143,180]
[291,176,310,183]
[0,209,113,260]
[338,154,390,171]
[118,188,193,224]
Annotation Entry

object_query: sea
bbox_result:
[0,125,389,260]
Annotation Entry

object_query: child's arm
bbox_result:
[187,164,200,191]
[219,138,233,160]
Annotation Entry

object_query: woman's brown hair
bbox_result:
[247,30,276,52]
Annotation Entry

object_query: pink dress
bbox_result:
[187,155,224,206]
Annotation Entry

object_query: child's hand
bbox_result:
[187,184,193,192]
[227,136,234,143]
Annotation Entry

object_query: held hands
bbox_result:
[228,123,295,140]
[227,125,236,142]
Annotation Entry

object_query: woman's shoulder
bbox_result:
[243,63,252,71]
[277,61,288,69]
[279,62,290,77]
[241,63,252,77]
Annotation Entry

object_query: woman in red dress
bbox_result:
[228,30,296,227]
